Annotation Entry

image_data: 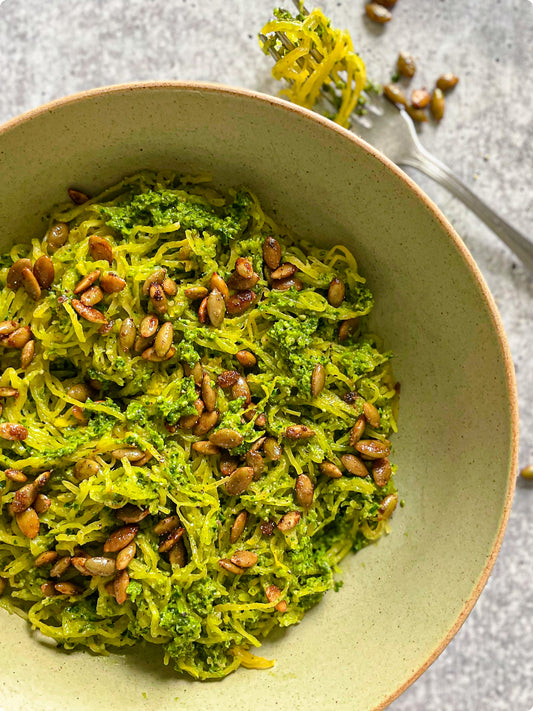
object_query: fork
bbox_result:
[260,2,533,273]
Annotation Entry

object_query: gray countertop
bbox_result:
[0,1,532,709]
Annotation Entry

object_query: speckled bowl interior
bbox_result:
[0,83,518,711]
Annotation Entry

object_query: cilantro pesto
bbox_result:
[0,171,399,679]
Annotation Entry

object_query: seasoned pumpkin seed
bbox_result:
[262,236,281,269]
[209,428,243,449]
[103,524,139,553]
[88,235,113,264]
[154,321,174,358]
[436,73,459,91]
[355,439,391,459]
[33,255,55,289]
[74,459,101,480]
[7,259,33,290]
[363,401,381,429]
[365,2,392,22]
[230,511,247,544]
[80,284,104,306]
[230,550,258,568]
[218,558,244,575]
[201,373,217,411]
[46,222,69,250]
[277,511,301,532]
[114,569,130,604]
[397,51,416,78]
[74,270,101,294]
[295,474,314,509]
[310,364,325,397]
[100,271,126,293]
[372,458,392,487]
[21,267,42,300]
[207,288,226,327]
[431,88,445,121]
[319,461,343,479]
[235,350,256,367]
[20,340,35,369]
[341,454,369,477]
[225,466,254,496]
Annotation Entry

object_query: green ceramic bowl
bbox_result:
[0,83,518,711]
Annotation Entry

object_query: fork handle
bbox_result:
[398,131,533,273]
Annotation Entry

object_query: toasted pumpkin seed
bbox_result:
[246,451,264,480]
[141,345,176,362]
[235,350,256,367]
[411,88,431,109]
[67,383,91,402]
[230,550,258,568]
[154,321,174,358]
[520,465,533,480]
[295,474,314,509]
[220,455,239,477]
[111,448,145,462]
[68,188,89,204]
[162,277,178,296]
[0,387,18,398]
[407,105,428,122]
[383,83,408,107]
[34,494,51,514]
[319,461,343,479]
[71,556,91,576]
[55,581,81,596]
[398,51,416,78]
[219,558,244,575]
[372,458,392,487]
[103,524,139,553]
[355,439,391,459]
[12,471,50,513]
[7,259,33,290]
[184,360,203,385]
[41,582,56,597]
[311,364,325,397]
[350,415,367,446]
[436,73,459,91]
[72,299,107,324]
[327,277,345,307]
[139,314,159,338]
[341,454,369,477]
[217,370,240,388]
[118,318,136,353]
[46,222,69,250]
[207,288,225,327]
[201,373,217,412]
[0,423,28,440]
[20,340,35,369]
[198,295,208,323]
[363,401,381,429]
[71,405,88,424]
[192,440,220,455]
[226,290,256,315]
[116,505,149,523]
[168,538,187,567]
[158,526,184,553]
[232,375,251,404]
[73,459,100,480]
[272,276,303,291]
[210,428,244,449]
[85,556,116,577]
[264,438,282,460]
[339,318,359,342]
[5,469,27,483]
[114,569,130,604]
[225,466,254,496]
[255,413,267,428]
[378,493,398,520]
[193,410,219,436]
[100,271,126,293]
[6,325,31,349]
[235,258,254,279]
[184,285,209,300]
[33,255,55,289]
[0,320,18,336]
[21,267,42,300]
[262,236,282,270]
[277,511,301,532]
[270,263,297,280]
[154,516,181,536]
[50,555,71,578]
[74,269,101,294]
[149,282,168,314]
[230,511,248,544]
[227,270,259,291]
[431,88,445,121]
[284,425,316,439]
[80,284,104,306]
[35,550,58,567]
[210,272,230,300]
[88,235,113,264]
[142,268,166,295]
[365,2,392,22]
[265,584,287,612]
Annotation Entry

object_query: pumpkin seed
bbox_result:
[71,405,88,424]
[154,516,181,536]
[21,267,41,300]
[262,236,281,270]
[142,268,166,295]
[295,474,314,509]
[264,438,282,460]
[74,459,101,480]
[277,511,301,532]
[6,326,31,349]
[225,466,254,496]
[20,340,35,369]
[227,271,259,291]
[436,73,459,91]
[198,295,208,323]
[0,423,28,440]
[55,582,81,596]
[220,455,239,477]
[0,320,18,336]
[255,413,267,428]
[378,493,398,520]
[232,375,251,404]
[192,440,220,455]
[35,550,58,567]
[71,556,91,576]
[5,469,27,483]
[104,524,139,553]
[72,299,107,324]
[339,318,359,342]
[116,505,149,523]
[149,282,168,314]
[34,494,51,514]
[272,276,303,291]
[210,272,229,300]
[162,277,178,296]
[230,511,247,544]
[372,458,392,487]
[111,448,145,462]
[155,321,174,358]
[284,425,316,439]
[235,257,254,279]
[85,556,116,577]
[41,582,57,597]
[363,401,381,429]
[192,410,219,436]
[319,461,343,479]
[207,288,225,327]
[270,263,297,280]
[139,314,159,338]
[350,415,366,446]
[33,255,55,289]
[383,83,408,107]
[209,428,244,449]
[411,88,431,109]
[184,361,203,385]
[50,555,71,578]
[100,272,126,293]
[67,383,91,402]
[355,439,391,459]
[341,454,369,477]
[184,285,209,300]
[46,222,69,250]
[235,350,256,367]
[7,259,32,290]
[327,277,345,307]
[407,105,428,123]
[265,584,287,612]
[431,88,445,121]
[73,269,101,294]
[201,373,217,411]
[365,2,392,22]
[226,290,256,315]
[12,470,50,512]
[310,364,325,397]
[217,370,240,388]
[88,235,113,264]
[158,526,185,553]
[230,550,258,568]
[168,539,187,567]
[218,558,244,575]
[80,285,104,306]
[0,387,18,398]
[397,51,416,78]
[114,569,130,604]
[520,465,533,480]
[142,345,176,362]
[68,188,89,204]
[246,451,264,480]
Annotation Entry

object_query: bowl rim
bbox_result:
[0,80,519,709]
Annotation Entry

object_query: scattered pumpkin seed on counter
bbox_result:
[0,170,399,679]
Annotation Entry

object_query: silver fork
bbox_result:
[260,3,533,273]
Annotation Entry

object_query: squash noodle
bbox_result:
[0,170,399,679]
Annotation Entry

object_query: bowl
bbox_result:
[0,82,518,711]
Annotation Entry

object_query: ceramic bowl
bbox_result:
[0,82,518,711]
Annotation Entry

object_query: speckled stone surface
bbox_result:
[0,1,531,709]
